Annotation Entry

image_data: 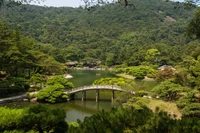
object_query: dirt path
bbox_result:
[0,94,26,103]
[116,73,155,81]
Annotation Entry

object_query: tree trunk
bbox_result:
[36,125,44,133]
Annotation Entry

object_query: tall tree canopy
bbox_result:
[186,7,200,39]
[0,22,67,76]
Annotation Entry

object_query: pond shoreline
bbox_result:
[70,67,112,71]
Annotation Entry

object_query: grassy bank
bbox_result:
[147,99,182,119]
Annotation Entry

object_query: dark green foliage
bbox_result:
[75,107,154,133]
[0,22,67,77]
[0,22,68,97]
[155,66,175,81]
[0,0,40,7]
[176,91,198,109]
[174,117,200,133]
[22,105,68,133]
[113,91,135,107]
[0,77,27,97]
[0,105,68,133]
[181,103,200,118]
[69,106,199,133]
[186,7,200,39]
[177,91,200,118]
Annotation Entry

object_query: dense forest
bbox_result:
[1,0,200,132]
[0,0,198,66]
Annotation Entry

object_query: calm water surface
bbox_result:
[1,70,157,122]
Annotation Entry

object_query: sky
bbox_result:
[30,0,84,8]
[30,0,185,8]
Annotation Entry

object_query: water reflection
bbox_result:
[65,100,112,122]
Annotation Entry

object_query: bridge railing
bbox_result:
[65,85,122,94]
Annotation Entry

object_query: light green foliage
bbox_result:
[37,75,74,103]
[115,66,157,79]
[128,67,146,79]
[37,84,68,103]
[47,75,74,89]
[152,79,185,101]
[0,107,24,131]
[3,130,25,133]
[68,122,79,128]
[130,66,157,79]
[67,122,79,133]
[123,97,150,110]
[93,77,133,87]
[145,48,160,64]
[135,90,149,97]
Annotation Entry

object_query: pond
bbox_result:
[0,70,158,122]
[1,70,118,122]
[68,69,117,87]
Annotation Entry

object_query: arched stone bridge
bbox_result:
[65,85,134,102]
[66,85,124,94]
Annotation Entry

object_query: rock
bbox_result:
[23,99,29,102]
[64,74,73,79]
[30,98,37,102]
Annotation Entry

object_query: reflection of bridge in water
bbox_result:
[65,85,134,103]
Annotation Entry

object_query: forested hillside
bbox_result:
[1,1,200,132]
[0,0,196,65]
